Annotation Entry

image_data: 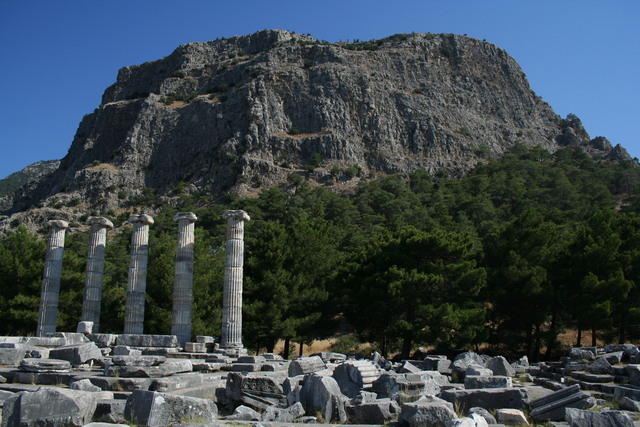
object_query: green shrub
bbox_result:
[170,70,186,78]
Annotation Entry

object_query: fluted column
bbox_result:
[123,214,154,334]
[171,212,197,344]
[80,216,113,332]
[36,220,69,336]
[220,210,250,349]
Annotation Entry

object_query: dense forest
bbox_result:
[1,145,640,361]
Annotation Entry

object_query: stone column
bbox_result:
[80,216,113,332]
[220,210,250,351]
[123,213,154,334]
[171,212,197,344]
[36,220,69,337]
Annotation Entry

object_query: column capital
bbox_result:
[128,214,154,225]
[173,212,198,223]
[222,210,250,222]
[48,220,69,229]
[87,216,114,229]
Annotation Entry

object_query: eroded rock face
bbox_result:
[5,29,627,228]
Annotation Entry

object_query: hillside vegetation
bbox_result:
[1,145,639,361]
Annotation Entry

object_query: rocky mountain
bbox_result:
[0,160,60,212]
[1,30,631,229]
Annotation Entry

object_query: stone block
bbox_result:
[496,408,529,425]
[1,387,98,427]
[424,355,452,373]
[49,342,102,366]
[112,345,142,356]
[299,373,348,423]
[237,355,266,363]
[468,406,496,424]
[332,359,380,397]
[586,356,614,375]
[116,334,178,348]
[87,333,117,348]
[105,359,192,378]
[288,355,326,376]
[440,387,528,411]
[47,332,90,346]
[84,375,153,391]
[465,364,493,376]
[569,347,596,361]
[229,362,263,372]
[345,398,400,424]
[76,321,94,334]
[184,342,207,353]
[226,404,261,421]
[92,399,127,424]
[195,335,215,344]
[565,408,634,426]
[0,348,27,367]
[110,355,166,366]
[261,402,305,422]
[398,395,456,427]
[529,384,596,421]
[372,372,441,401]
[124,390,217,426]
[487,355,515,377]
[19,358,71,372]
[313,351,347,362]
[464,375,512,389]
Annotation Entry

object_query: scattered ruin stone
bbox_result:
[346,398,400,424]
[184,342,206,353]
[467,406,497,424]
[529,384,596,421]
[486,355,516,377]
[496,408,529,425]
[332,359,380,398]
[70,378,102,392]
[123,390,217,426]
[76,321,93,334]
[2,387,98,427]
[49,342,102,366]
[105,359,192,378]
[465,364,492,377]
[372,372,441,401]
[288,355,326,376]
[0,374,6,383]
[226,404,261,421]
[440,387,528,411]
[586,356,614,375]
[464,375,512,389]
[19,358,71,372]
[111,345,141,356]
[110,355,166,366]
[261,401,305,422]
[398,395,456,427]
[565,407,634,426]
[448,417,477,426]
[570,347,596,361]
[299,373,348,423]
[0,348,27,367]
[115,334,178,348]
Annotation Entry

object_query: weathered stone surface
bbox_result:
[465,365,492,377]
[486,355,515,377]
[468,407,496,424]
[2,387,97,427]
[49,342,102,365]
[452,352,485,376]
[70,378,102,392]
[110,355,166,366]
[124,390,217,426]
[570,347,596,361]
[398,395,456,427]
[87,333,117,348]
[586,357,614,375]
[171,212,197,345]
[423,356,452,373]
[332,360,380,397]
[529,384,596,421]
[565,408,634,427]
[314,352,347,363]
[184,342,206,353]
[226,404,261,421]
[105,359,192,378]
[372,372,441,401]
[299,373,348,423]
[463,375,512,389]
[0,374,6,383]
[440,387,527,411]
[447,417,476,427]
[196,335,215,344]
[76,321,93,334]
[496,408,529,425]
[0,349,27,367]
[19,358,71,372]
[84,375,152,391]
[346,398,399,424]
[262,401,305,422]
[123,214,154,335]
[111,345,141,356]
[288,355,326,376]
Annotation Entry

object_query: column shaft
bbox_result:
[36,220,69,337]
[123,214,153,334]
[80,217,113,332]
[220,210,250,349]
[171,212,197,344]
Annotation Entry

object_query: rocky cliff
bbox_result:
[1,30,631,227]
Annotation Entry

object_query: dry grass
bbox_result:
[272,338,337,357]
[84,162,119,173]
[557,329,607,347]
[271,131,332,140]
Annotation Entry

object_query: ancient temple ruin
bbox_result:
[32,210,250,348]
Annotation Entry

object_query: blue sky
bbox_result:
[0,1,638,178]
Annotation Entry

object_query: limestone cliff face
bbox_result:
[3,30,629,220]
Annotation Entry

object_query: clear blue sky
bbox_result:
[1,1,638,178]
